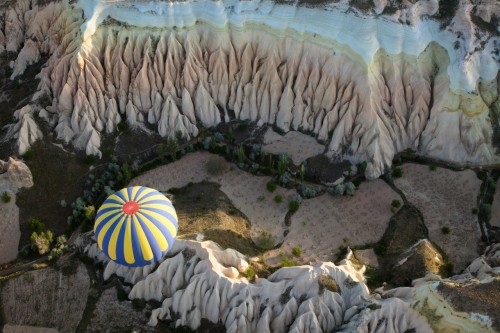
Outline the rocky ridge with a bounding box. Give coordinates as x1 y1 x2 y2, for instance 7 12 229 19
0 0 498 178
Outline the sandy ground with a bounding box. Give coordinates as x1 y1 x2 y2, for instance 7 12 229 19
262 128 325 165
0 196 20 264
131 152 295 244
394 163 482 271
491 179 500 228
2 325 58 333
267 179 402 265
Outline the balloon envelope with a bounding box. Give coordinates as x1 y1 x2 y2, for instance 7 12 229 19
94 186 178 267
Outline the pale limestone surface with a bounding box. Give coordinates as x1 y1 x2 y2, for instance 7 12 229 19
131 151 295 244
394 163 482 271
491 179 500 228
262 128 325 165
277 179 401 265
0 158 33 264
0 197 20 264
1 264 90 332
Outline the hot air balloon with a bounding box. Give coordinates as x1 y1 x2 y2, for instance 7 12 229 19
94 186 178 267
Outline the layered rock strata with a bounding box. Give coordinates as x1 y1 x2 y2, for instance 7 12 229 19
1 0 499 177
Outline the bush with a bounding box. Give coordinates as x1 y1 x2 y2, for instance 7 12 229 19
245 267 256 280
28 218 46 233
274 195 283 204
479 203 492 221
84 205 96 220
301 187 318 198
429 164 437 171
292 247 302 257
328 184 345 197
471 207 478 215
281 256 295 267
392 167 403 178
236 145 245 163
213 132 224 143
206 157 226 176
345 182 356 196
31 230 54 255
359 161 368 174
2 192 11 203
289 200 300 212
391 199 401 208
277 153 289 176
59 199 67 207
256 231 274 250
266 180 277 192
441 226 450 234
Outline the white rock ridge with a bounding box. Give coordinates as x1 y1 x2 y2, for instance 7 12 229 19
83 235 435 333
0 158 33 264
1 0 499 177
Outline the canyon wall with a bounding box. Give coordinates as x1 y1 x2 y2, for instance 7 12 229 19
1 0 499 177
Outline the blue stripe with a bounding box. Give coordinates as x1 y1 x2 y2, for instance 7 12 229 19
140 207 178 228
139 199 172 207
95 211 123 236
133 186 148 202
137 216 162 262
102 199 124 206
127 187 134 202
115 190 127 203
137 211 175 240
129 215 143 265
100 214 126 260
95 206 122 219
137 190 163 202
114 216 128 266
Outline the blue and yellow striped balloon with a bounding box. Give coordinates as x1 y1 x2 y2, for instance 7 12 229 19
94 186 178 267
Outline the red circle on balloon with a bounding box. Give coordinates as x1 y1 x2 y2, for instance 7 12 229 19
123 201 139 215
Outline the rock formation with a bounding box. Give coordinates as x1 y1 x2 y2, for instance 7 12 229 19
0 0 498 177
0 157 33 264
80 232 500 332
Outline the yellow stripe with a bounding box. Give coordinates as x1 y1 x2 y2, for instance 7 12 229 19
130 186 141 202
124 215 135 264
97 212 124 249
137 194 170 205
105 214 126 260
140 216 169 252
133 215 154 261
140 203 177 220
135 187 157 202
94 209 123 231
107 193 126 204
99 203 123 211
120 188 130 202
137 210 177 238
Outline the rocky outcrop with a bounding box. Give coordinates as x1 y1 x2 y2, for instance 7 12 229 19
0 0 498 177
81 233 434 333
0 157 33 193
0 262 90 332
0 157 33 264
383 243 500 333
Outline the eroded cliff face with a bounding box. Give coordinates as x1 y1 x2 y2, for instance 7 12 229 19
80 233 500 333
1 0 499 177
